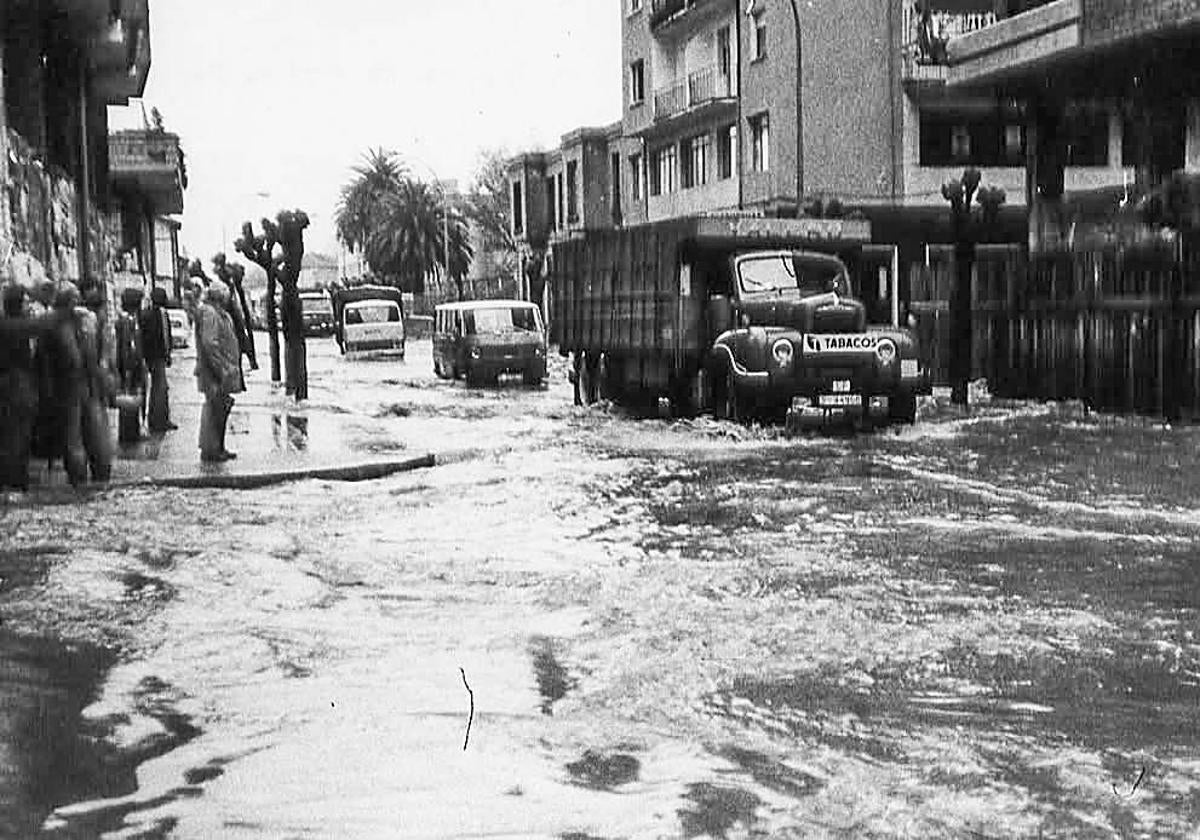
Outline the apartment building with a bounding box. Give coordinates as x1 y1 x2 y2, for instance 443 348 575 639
624 0 1134 217
947 0 1200 248
507 0 1139 256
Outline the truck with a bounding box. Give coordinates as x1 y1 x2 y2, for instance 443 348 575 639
331 285 406 355
298 289 336 337
550 215 931 427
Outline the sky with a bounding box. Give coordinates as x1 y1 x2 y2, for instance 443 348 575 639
108 0 622 266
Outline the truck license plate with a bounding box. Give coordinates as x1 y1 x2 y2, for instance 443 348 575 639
819 393 860 407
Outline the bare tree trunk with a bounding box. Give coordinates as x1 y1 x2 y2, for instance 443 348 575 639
266 270 281 383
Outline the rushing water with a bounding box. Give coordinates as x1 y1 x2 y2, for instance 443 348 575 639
2 340 1199 838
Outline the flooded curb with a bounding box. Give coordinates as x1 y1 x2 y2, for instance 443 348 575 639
112 453 437 490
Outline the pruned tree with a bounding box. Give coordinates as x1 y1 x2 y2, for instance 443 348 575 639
211 253 259 371
235 219 285 384
276 210 310 401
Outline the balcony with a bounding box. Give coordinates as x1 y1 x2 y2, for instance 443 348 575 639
650 0 696 28
649 0 723 39
947 0 1083 88
901 5 997 87
651 66 733 125
109 130 186 214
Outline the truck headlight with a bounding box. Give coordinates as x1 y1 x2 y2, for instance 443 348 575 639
772 339 794 367
875 339 897 365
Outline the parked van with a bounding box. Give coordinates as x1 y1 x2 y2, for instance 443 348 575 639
332 286 406 356
433 300 547 386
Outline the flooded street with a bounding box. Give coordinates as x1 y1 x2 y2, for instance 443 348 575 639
3 337 1199 839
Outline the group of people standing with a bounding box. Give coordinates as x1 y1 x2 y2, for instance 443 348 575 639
0 280 175 489
0 271 257 489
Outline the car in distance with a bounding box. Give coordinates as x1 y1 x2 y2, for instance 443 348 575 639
433 300 547 386
299 290 336 337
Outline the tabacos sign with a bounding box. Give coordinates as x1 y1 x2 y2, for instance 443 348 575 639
804 334 880 354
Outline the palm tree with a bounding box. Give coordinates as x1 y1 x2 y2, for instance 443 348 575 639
444 204 475 300
335 148 407 259
365 179 474 296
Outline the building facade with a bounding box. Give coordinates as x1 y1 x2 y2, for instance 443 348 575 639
0 0 174 299
108 126 188 298
509 0 1137 250
947 0 1200 249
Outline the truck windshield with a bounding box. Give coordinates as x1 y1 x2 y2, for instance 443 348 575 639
345 303 399 324
467 307 541 334
301 297 331 314
738 254 849 297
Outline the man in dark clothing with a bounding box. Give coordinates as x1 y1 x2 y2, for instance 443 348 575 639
115 287 147 443
40 284 91 486
140 287 176 432
0 286 40 489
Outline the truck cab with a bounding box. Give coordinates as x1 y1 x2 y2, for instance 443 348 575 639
707 249 929 425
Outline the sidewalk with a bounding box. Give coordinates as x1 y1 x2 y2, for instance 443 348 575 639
26 353 434 491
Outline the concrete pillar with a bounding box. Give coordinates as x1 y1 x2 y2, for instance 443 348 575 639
1025 96 1067 253
0 37 10 272
1186 99 1200 174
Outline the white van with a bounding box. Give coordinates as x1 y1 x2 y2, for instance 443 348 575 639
342 299 405 356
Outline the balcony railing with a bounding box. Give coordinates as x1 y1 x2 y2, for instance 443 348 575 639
650 0 704 29
108 130 186 213
652 66 732 122
901 5 998 68
109 130 183 175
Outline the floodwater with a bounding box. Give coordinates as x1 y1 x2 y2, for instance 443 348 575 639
2 338 1199 838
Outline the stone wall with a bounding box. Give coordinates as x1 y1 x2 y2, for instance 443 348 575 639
3 128 112 291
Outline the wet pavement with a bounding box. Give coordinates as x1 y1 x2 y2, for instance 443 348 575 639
23 344 432 492
2 335 1199 838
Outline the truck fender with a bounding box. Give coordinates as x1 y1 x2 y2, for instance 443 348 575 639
711 333 769 383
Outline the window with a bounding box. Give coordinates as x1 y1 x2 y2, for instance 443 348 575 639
611 152 622 223
567 160 579 223
629 0 642 12
630 60 646 106
1062 109 1110 167
556 172 565 230
752 11 767 60
951 125 971 161
1003 125 1025 165
630 153 644 200
681 133 710 189
750 113 769 172
511 181 523 235
717 124 737 180
545 176 557 230
919 112 1026 167
649 145 677 196
716 26 732 92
